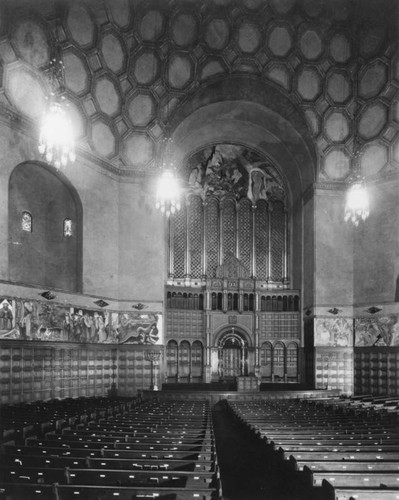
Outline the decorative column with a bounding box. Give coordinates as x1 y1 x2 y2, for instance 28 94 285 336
254 315 260 382
204 313 212 383
219 203 224 265
168 216 174 279
284 345 288 383
267 205 272 281
202 200 207 279
283 209 289 284
185 198 191 282
251 204 256 278
145 350 162 391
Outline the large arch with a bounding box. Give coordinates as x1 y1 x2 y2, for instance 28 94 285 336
169 75 317 202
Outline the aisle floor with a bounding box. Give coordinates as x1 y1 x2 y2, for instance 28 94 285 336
212 401 314 500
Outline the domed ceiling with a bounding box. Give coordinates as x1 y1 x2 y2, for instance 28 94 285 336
0 0 397 181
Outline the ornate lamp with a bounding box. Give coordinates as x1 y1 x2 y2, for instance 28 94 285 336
145 350 162 391
344 179 369 226
344 52 369 226
344 140 369 226
38 44 76 169
155 137 181 217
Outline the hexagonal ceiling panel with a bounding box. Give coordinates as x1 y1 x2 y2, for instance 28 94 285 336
0 0 396 180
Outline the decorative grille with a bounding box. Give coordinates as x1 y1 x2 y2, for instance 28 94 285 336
238 199 252 274
270 201 285 281
255 200 268 280
188 196 203 279
222 199 236 260
205 198 219 278
173 204 186 279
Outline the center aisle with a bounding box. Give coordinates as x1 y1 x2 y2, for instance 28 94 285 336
212 400 313 500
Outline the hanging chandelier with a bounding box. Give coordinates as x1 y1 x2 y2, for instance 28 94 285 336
344 179 369 226
38 45 76 170
344 142 370 226
155 137 181 217
343 40 370 227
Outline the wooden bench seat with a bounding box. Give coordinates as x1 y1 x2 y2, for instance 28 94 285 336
68 426 211 438
277 443 399 453
291 458 399 472
26 438 214 453
270 437 399 449
47 433 213 446
1 452 214 471
258 429 396 438
0 466 218 489
0 482 221 500
285 450 399 462
322 479 399 500
302 465 399 487
3 444 214 461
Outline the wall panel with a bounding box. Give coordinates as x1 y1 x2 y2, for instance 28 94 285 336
0 340 158 404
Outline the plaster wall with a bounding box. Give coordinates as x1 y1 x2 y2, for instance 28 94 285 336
117 180 166 302
353 178 399 305
69 162 119 298
314 188 353 307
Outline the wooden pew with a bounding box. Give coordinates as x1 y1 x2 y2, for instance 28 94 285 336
51 431 213 446
0 466 219 489
302 465 399 487
2 452 215 471
284 450 399 462
322 479 399 500
290 458 399 473
0 483 221 500
25 438 214 453
2 444 215 461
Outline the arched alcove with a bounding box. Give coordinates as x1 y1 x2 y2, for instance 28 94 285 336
8 162 83 292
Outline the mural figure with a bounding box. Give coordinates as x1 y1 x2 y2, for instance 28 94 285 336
356 316 399 346
20 301 33 339
0 300 13 331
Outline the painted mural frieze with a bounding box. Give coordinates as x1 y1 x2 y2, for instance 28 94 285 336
355 316 399 347
186 144 285 203
314 317 353 347
0 298 162 345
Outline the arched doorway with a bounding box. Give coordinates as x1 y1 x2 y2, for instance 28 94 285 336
218 330 249 380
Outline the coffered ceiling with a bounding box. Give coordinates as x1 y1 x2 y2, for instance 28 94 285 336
0 0 397 180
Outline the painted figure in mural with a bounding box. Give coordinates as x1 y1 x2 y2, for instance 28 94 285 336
62 312 72 341
72 310 83 342
140 321 159 344
0 300 13 331
94 312 107 343
83 312 95 342
20 301 33 339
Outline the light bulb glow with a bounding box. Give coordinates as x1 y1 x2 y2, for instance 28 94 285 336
155 170 181 217
38 101 75 169
344 182 370 226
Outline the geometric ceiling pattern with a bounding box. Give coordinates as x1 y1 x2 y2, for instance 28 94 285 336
0 0 397 181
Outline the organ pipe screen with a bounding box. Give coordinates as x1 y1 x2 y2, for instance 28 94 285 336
169 144 288 283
